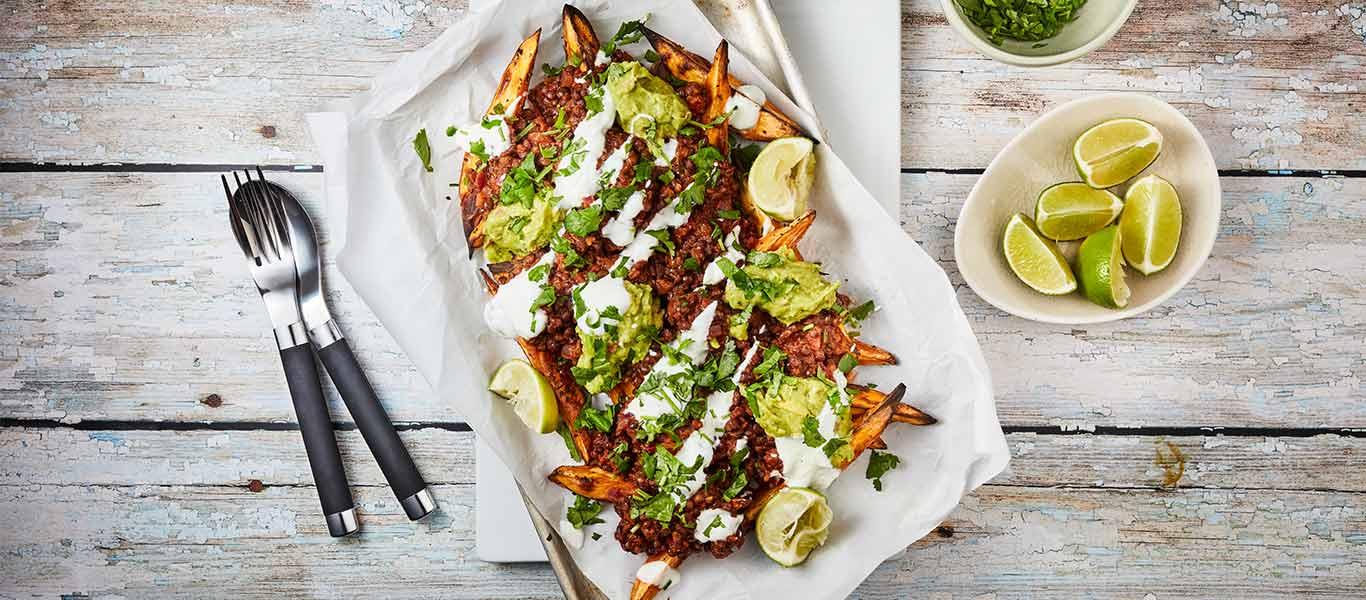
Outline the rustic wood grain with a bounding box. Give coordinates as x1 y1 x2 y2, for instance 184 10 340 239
4 428 1366 492
2 172 1361 429
1 428 1363 598
2 1 1363 169
0 483 1360 598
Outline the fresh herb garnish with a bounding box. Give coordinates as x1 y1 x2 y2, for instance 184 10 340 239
575 402 615 433
557 422 582 462
801 415 826 448
567 494 605 529
602 17 648 54
954 0 1087 46
564 204 604 236
412 128 434 172
865 449 901 492
838 352 858 374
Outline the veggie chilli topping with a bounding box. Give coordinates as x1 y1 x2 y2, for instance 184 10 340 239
426 6 937 599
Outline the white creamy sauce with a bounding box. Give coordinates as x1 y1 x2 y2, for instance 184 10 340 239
658 343 762 507
694 508 744 543
601 189 646 246
615 198 692 269
702 226 745 286
774 437 840 491
635 560 680 589
655 138 679 166
724 84 765 130
595 49 611 67
596 142 630 188
483 251 556 339
774 365 852 492
552 83 618 210
574 275 632 336
450 105 516 161
624 302 718 420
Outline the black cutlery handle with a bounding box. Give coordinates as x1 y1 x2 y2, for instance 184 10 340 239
279 344 358 536
317 338 436 520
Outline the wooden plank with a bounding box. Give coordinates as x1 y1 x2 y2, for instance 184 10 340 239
901 0 1366 170
2 172 1362 428
4 428 1366 493
2 1 1363 170
0 481 1360 598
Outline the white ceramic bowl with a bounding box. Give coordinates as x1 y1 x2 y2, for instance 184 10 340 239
953 93 1221 324
940 0 1137 67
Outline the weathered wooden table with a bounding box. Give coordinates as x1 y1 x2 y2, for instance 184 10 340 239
3 1 1364 597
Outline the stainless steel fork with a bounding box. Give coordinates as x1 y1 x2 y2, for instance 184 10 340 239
224 169 359 537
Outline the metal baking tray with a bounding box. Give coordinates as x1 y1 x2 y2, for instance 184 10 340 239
523 1 823 597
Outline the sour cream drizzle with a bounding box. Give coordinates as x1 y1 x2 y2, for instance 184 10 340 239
574 275 631 336
772 368 851 491
483 251 556 339
635 560 679 589
624 301 718 419
694 507 744 543
702 226 745 286
450 97 519 159
723 84 765 131
553 83 618 210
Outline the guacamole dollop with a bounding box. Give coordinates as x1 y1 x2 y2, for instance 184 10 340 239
481 198 560 263
723 248 839 324
754 376 853 463
575 281 663 394
605 62 691 141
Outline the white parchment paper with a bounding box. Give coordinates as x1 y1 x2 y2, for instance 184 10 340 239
307 1 1009 598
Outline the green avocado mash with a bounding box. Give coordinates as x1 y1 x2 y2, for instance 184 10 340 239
481 197 561 263
605 62 690 142
574 281 663 394
723 248 839 324
754 376 853 463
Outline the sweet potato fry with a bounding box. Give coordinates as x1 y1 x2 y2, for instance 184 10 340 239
549 465 638 504
561 5 599 67
643 27 804 141
852 339 897 366
630 554 685 600
754 209 815 252
843 383 904 467
849 385 937 426
703 41 731 153
461 28 541 249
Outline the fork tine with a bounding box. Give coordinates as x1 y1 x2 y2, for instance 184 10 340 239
223 175 253 257
246 177 280 262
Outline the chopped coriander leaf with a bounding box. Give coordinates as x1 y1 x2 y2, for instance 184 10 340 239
529 284 556 314
564 205 605 236
591 532 602 540
838 353 858 373
865 449 902 492
717 209 741 220
543 62 565 77
801 415 826 448
821 437 849 460
643 49 661 63
645 229 675 255
848 300 876 322
703 515 724 537
682 256 701 272
722 470 747 501
468 138 490 164
609 442 631 473
557 422 582 462
633 163 654 184
445 125 457 137
598 185 635 212
567 494 605 529
528 263 550 282
550 235 586 270
412 128 434 172
585 86 605 115
954 0 1087 46
575 403 615 433
515 122 536 140
602 17 648 54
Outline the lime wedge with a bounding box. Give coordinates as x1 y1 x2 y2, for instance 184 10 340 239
1034 182 1123 241
747 137 816 222
756 487 832 567
1077 225 1130 309
1073 118 1163 188
1119 175 1182 275
1002 213 1077 295
489 359 559 434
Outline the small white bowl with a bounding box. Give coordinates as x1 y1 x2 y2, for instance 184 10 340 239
953 93 1221 324
940 0 1137 67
